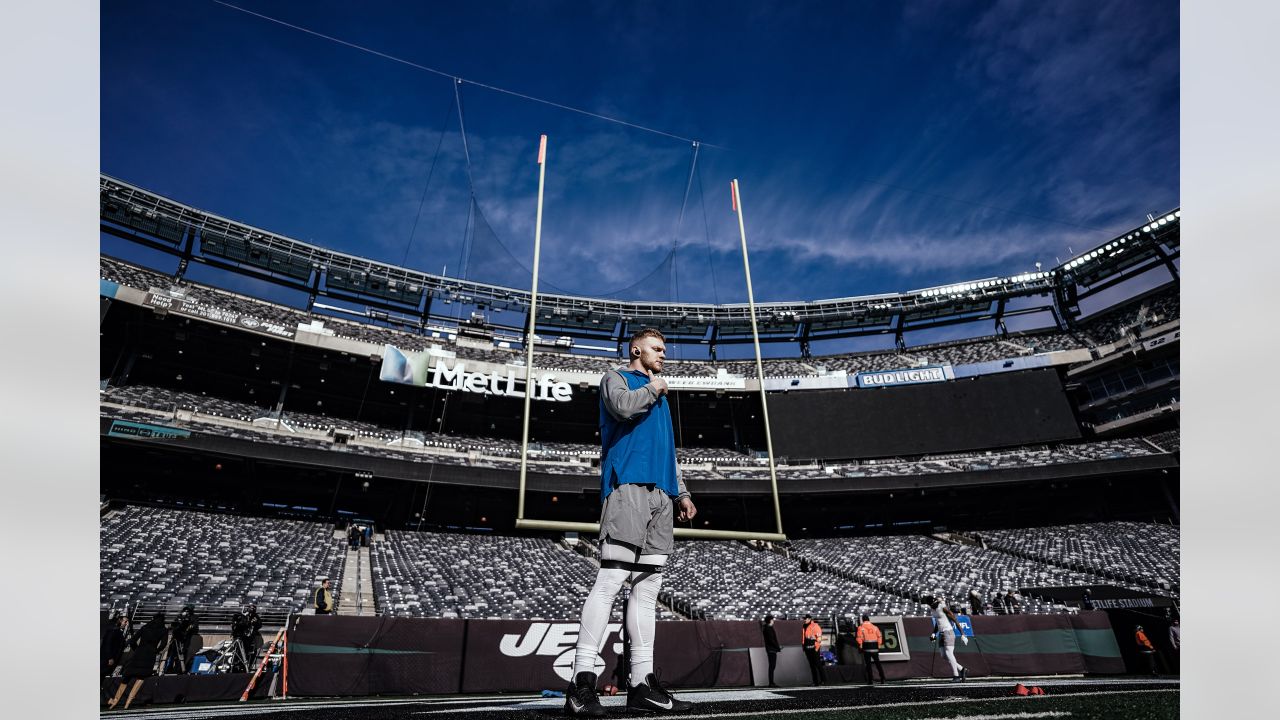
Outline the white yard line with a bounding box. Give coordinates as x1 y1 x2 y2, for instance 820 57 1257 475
916 707 1075 712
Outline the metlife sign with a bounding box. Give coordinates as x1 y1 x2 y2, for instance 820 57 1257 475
855 365 954 388
379 345 574 402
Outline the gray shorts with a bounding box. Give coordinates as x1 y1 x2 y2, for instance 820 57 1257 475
598 482 674 556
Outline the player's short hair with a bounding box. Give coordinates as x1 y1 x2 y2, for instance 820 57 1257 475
629 327 665 352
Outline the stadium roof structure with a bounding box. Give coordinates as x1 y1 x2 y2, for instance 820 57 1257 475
100 174 1180 352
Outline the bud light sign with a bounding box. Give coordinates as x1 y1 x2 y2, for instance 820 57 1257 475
855 365 954 388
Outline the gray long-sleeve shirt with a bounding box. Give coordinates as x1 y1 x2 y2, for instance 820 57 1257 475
600 368 690 499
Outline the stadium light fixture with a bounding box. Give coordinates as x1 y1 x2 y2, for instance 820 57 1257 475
1175 210 1181 217
1166 214 1175 222
1143 225 1152 232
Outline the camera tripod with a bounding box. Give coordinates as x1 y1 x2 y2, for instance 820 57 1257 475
162 634 193 675
221 635 256 674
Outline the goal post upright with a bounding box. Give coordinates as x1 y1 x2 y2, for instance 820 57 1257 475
731 178 786 539
516 134 548 524
513 148 787 543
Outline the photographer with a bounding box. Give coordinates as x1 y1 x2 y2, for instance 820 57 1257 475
227 604 263 673
100 613 128 682
163 605 200 674
107 613 167 710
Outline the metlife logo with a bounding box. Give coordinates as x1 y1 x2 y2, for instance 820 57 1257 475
498 622 624 682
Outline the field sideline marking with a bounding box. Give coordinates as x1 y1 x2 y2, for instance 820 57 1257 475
102 687 1178 720
408 688 1177 718
916 707 1064 712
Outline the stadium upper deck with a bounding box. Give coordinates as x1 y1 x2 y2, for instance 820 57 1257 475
100 173 1180 357
100 254 1179 380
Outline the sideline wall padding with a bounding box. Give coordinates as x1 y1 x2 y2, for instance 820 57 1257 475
286 616 465 696
281 612 1124 697
899 612 1124 679
100 672 273 705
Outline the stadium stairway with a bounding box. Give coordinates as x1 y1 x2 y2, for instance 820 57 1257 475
337 544 373 616
931 531 981 547
999 339 1035 355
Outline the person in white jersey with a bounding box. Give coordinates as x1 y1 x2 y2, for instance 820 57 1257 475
927 594 968 681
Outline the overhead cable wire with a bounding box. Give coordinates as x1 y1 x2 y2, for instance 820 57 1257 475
453 81 480 285
449 71 686 300
669 142 700 309
401 92 457 267
211 2 1121 245
453 79 477 198
210 0 720 148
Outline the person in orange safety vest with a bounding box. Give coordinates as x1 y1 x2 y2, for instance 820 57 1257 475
1135 625 1158 675
802 614 826 686
855 615 886 685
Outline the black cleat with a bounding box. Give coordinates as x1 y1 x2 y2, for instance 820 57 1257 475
626 673 693 713
564 671 607 717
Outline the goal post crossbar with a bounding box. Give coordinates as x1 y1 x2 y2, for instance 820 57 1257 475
514 517 787 542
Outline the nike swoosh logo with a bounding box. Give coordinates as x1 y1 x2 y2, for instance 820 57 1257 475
651 698 673 709
569 698 584 711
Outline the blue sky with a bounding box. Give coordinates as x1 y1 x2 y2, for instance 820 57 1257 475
101 0 1179 342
